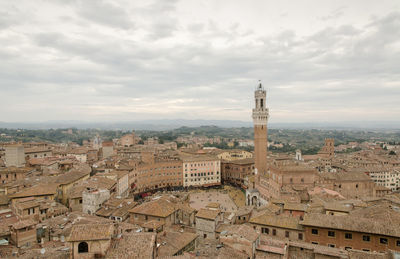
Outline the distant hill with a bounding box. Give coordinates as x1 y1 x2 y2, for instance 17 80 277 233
0 120 399 131
0 119 252 130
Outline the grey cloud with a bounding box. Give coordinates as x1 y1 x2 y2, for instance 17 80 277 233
147 19 178 40
187 23 205 33
75 0 135 29
142 0 180 14
320 6 346 21
0 1 399 122
0 4 28 30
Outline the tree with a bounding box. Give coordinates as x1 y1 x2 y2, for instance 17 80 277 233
389 150 396 155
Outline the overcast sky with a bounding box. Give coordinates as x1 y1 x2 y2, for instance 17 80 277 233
0 0 399 123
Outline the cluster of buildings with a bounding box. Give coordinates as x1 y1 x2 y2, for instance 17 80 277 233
0 83 399 258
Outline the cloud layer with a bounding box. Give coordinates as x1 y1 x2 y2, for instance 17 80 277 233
0 0 399 123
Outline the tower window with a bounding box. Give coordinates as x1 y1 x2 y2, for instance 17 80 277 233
260 99 264 108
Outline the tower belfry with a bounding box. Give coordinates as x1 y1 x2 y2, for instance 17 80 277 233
252 81 269 182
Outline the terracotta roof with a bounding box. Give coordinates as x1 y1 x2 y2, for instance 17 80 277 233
195 208 220 220
95 206 114 217
0 195 9 205
68 147 89 155
106 170 129 179
252 203 281 217
157 231 199 257
217 246 248 259
226 158 254 165
112 202 137 217
25 147 51 154
9 184 58 199
302 155 320 161
301 213 400 237
319 172 372 182
68 176 117 199
236 206 253 216
67 185 87 199
283 203 308 212
14 199 40 210
270 164 317 174
221 224 259 242
308 186 345 199
12 219 37 229
106 232 156 259
28 158 57 166
250 212 303 231
140 220 164 229
129 198 176 218
175 203 196 214
180 154 219 162
104 197 134 207
54 168 90 185
67 223 114 241
349 203 400 222
59 160 74 165
324 202 353 212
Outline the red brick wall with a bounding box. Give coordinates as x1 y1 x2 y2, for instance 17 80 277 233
304 226 400 252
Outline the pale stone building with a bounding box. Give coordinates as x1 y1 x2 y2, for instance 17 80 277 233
82 188 110 215
367 167 400 191
195 208 223 239
100 170 129 197
182 155 221 188
101 141 114 159
5 145 25 167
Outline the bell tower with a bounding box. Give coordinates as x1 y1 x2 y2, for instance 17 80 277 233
252 81 269 182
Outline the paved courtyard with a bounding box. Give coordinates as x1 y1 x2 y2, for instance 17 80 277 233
189 191 238 212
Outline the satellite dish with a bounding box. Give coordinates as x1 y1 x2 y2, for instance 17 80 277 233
40 248 46 254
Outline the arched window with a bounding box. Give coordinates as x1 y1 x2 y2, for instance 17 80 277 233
78 242 88 253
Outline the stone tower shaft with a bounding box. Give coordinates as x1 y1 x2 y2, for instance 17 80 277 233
252 82 269 179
